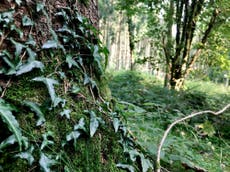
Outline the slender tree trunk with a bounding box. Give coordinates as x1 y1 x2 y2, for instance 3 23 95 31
127 16 135 70
115 12 122 70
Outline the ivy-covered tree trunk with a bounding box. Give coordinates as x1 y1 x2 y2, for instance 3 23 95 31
0 1 137 171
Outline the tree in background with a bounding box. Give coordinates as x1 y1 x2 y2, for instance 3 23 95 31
193 18 230 85
104 0 229 90
144 0 229 90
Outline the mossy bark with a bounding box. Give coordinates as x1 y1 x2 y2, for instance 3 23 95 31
0 1 126 171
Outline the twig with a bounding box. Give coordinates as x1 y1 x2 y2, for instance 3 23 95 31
0 77 12 98
156 103 230 172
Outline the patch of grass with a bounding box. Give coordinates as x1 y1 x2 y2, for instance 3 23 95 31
109 70 230 172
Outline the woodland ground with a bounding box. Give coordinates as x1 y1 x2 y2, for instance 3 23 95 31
109 70 230 172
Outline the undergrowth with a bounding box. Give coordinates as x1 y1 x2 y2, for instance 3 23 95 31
109 70 230 172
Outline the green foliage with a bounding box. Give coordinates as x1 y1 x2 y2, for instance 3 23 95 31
23 101 45 126
109 71 230 171
15 146 35 165
39 153 57 172
32 77 63 107
0 99 26 151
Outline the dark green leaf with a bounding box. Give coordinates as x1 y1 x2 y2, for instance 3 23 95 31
15 0 22 5
66 131 81 142
41 131 54 150
66 55 79 68
0 135 17 152
2 55 15 69
74 118 86 132
15 146 35 165
93 45 103 72
23 101 45 126
71 85 80 94
127 149 139 162
89 111 99 137
36 3 44 12
26 36 36 47
16 61 44 76
10 24 23 38
60 109 71 119
77 13 83 23
140 153 153 172
0 99 23 151
26 48 37 60
116 164 135 172
113 118 120 133
42 40 58 49
10 39 25 57
53 97 65 107
32 77 59 105
39 153 56 172
22 15 34 26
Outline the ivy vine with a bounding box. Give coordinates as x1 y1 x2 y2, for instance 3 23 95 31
0 1 153 172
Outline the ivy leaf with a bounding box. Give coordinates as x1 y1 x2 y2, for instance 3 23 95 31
93 45 103 72
116 164 135 172
113 118 120 133
26 48 37 61
0 135 17 152
0 99 23 151
77 13 83 23
140 153 153 172
66 54 79 68
83 74 97 88
10 39 25 57
71 85 80 94
2 54 15 70
10 24 23 38
15 0 22 5
89 111 100 137
66 118 86 143
15 146 35 165
39 153 56 172
22 15 34 26
60 109 71 119
26 36 36 47
41 131 54 150
42 40 58 49
66 131 81 142
36 3 44 12
23 101 45 126
32 77 59 105
127 149 139 162
74 118 86 132
53 97 65 108
16 60 44 76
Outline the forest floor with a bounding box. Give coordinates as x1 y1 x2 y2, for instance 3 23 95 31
109 70 230 172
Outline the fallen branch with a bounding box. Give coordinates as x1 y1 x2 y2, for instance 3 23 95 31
156 103 230 172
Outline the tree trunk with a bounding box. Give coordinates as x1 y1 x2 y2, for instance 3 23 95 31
0 1 127 171
127 16 135 70
162 0 219 90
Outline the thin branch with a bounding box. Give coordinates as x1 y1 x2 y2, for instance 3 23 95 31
0 77 12 98
156 103 230 172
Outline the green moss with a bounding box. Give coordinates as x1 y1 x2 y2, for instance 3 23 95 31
0 68 127 172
